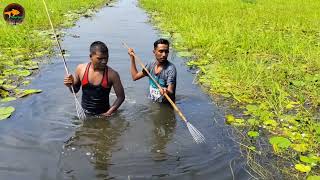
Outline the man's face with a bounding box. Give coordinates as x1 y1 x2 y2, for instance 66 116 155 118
153 44 169 64
90 51 108 70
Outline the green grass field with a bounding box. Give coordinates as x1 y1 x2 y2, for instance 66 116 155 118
0 0 108 99
140 0 320 178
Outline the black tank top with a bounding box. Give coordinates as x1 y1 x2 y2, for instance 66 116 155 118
81 62 111 115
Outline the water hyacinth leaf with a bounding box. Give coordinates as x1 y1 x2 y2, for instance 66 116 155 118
292 144 308 153
0 89 10 97
248 118 259 126
245 104 258 114
0 106 15 120
269 136 291 149
2 84 17 91
26 65 39 70
300 156 318 165
307 176 320 180
233 118 245 126
0 97 16 102
225 114 235 124
295 164 311 173
34 50 49 57
263 119 278 127
16 70 31 77
248 131 259 138
4 69 31 77
22 81 31 86
310 155 320 162
16 89 42 98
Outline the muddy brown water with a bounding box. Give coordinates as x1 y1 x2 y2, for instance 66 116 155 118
0 0 253 179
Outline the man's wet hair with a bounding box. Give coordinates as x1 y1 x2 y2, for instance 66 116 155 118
153 38 170 49
90 41 109 55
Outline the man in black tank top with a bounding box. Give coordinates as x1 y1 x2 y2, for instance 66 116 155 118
64 41 125 116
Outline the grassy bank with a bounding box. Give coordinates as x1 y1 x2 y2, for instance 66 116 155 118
0 0 109 118
140 0 320 178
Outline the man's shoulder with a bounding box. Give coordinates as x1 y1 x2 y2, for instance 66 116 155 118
166 61 176 70
107 66 120 77
75 63 88 75
76 63 88 70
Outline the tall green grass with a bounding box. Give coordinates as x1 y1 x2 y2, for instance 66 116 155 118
140 0 320 177
0 0 107 49
0 0 108 98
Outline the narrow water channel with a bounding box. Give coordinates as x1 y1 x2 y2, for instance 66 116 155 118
0 0 252 179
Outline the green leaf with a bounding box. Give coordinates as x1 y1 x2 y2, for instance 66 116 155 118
22 81 31 86
248 118 259 126
16 70 31 77
295 164 311 173
25 65 39 70
1 84 17 90
225 114 235 124
16 89 42 98
307 176 320 180
300 155 318 165
246 104 258 113
0 89 10 97
234 118 245 124
269 136 291 149
0 106 15 120
292 144 308 153
248 131 259 138
263 119 278 127
0 97 17 102
286 101 299 109
3 69 31 77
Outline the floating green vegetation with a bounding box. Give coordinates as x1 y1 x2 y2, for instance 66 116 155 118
0 106 15 120
140 0 320 178
0 0 110 120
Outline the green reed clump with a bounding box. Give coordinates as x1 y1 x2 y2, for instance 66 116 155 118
140 0 320 178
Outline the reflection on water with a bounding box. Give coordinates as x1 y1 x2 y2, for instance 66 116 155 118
60 115 128 179
60 105 177 179
149 104 176 161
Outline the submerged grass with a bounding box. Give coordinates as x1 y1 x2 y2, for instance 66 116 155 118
0 0 109 102
140 0 320 178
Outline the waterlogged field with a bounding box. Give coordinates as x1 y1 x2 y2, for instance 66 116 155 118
140 0 320 178
0 0 109 119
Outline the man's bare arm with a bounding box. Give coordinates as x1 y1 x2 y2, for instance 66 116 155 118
70 65 82 93
160 84 175 98
102 71 125 116
128 48 147 81
64 65 82 93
